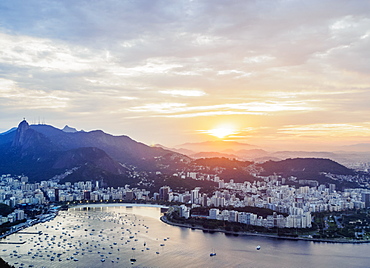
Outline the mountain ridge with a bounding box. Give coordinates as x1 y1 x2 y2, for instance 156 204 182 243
0 120 189 183
0 120 362 188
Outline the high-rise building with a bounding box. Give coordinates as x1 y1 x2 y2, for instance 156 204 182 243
229 210 238 222
86 181 92 191
83 190 91 200
362 192 370 208
209 208 219 219
179 205 190 219
201 193 208 207
329 184 336 193
125 190 134 200
20 176 28 183
54 188 59 202
191 188 199 204
14 209 25 221
159 186 170 201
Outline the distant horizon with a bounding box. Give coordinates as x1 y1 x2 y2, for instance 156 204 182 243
0 1 369 152
2 119 369 153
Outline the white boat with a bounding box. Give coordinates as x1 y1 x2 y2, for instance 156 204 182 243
256 245 261 250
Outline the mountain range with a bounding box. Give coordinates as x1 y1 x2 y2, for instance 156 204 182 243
168 141 370 167
0 120 362 188
0 120 189 186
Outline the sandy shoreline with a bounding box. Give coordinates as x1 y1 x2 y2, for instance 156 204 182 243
73 203 169 209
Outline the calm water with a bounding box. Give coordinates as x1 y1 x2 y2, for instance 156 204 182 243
1 204 369 268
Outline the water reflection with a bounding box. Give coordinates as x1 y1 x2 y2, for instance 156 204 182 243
0 205 369 268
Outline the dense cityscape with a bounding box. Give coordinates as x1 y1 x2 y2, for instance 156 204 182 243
1 0 370 266
1 167 370 236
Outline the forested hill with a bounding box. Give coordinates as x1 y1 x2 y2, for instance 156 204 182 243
258 158 354 178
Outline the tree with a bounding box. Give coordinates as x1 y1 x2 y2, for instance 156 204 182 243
0 203 13 217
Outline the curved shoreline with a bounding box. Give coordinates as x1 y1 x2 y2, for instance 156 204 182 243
1 203 168 240
3 203 369 245
73 203 169 209
160 215 370 244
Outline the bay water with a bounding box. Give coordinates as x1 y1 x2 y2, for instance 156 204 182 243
1 204 369 268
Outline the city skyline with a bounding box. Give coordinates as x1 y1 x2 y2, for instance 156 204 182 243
0 0 369 150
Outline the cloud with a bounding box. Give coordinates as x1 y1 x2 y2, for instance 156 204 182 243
0 32 98 72
128 103 187 113
0 78 69 109
159 89 206 97
278 123 370 138
128 100 319 118
0 0 369 147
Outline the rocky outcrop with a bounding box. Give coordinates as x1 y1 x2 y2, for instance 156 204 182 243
11 119 30 147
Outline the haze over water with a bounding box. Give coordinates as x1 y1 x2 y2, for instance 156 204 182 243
1 205 369 268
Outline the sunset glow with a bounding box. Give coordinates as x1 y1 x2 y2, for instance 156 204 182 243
207 126 237 139
0 1 369 151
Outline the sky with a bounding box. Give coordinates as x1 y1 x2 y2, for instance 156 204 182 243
0 0 369 151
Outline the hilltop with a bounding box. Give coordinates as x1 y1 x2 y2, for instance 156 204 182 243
0 120 361 188
0 120 189 185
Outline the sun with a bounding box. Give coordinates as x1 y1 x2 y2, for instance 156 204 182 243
207 125 236 139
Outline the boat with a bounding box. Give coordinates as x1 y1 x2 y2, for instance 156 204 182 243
130 248 137 263
210 249 216 256
256 245 261 250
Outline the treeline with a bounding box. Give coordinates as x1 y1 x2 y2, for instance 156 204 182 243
0 219 27 235
312 209 370 240
0 203 13 217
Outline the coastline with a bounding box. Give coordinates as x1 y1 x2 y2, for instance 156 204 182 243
1 204 369 268
0 212 56 240
160 215 370 244
2 203 369 245
0 203 168 240
72 203 169 209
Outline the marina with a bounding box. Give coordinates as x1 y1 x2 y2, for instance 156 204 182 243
0 205 369 268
